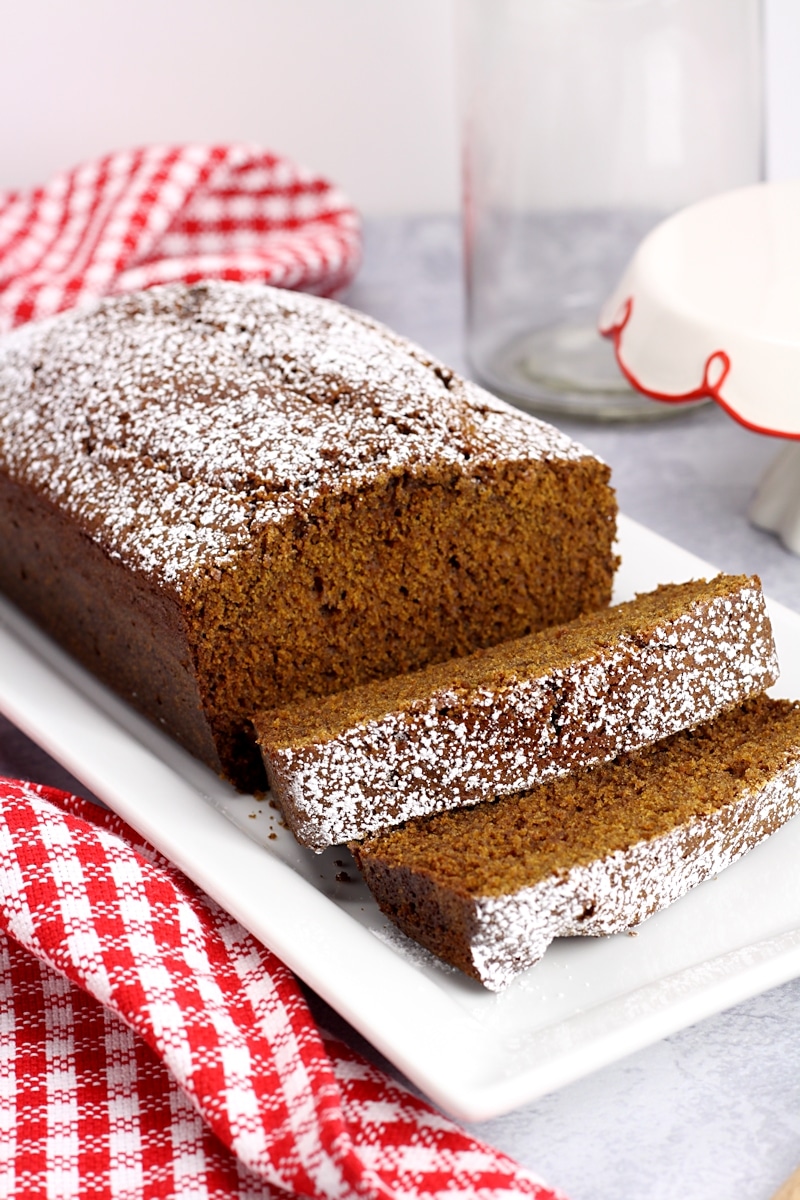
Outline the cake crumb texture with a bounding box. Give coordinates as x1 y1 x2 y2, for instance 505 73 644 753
257 573 777 849
352 696 800 988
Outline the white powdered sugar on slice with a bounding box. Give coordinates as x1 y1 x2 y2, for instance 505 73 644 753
470 757 800 990
265 580 778 850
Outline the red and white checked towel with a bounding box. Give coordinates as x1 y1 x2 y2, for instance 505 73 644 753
0 144 361 332
0 776 564 1200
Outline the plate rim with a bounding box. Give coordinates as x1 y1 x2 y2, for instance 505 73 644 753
2 512 800 1123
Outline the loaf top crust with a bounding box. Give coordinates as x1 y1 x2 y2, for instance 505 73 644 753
0 281 595 591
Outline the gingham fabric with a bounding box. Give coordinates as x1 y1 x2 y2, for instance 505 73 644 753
0 776 564 1200
0 143 361 333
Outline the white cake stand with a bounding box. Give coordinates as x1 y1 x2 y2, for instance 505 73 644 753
599 180 800 555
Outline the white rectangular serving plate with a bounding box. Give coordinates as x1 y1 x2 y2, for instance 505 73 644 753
2 513 800 1123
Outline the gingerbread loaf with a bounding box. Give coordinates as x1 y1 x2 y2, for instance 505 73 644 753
256 574 777 849
0 281 617 791
352 695 800 990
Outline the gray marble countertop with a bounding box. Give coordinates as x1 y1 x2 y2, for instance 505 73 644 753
2 216 800 1200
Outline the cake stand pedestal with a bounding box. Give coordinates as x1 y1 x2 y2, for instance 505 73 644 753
750 442 800 556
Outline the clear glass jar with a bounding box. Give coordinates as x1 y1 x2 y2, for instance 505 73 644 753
459 0 764 421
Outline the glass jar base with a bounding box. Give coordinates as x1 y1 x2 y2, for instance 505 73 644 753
471 321 708 423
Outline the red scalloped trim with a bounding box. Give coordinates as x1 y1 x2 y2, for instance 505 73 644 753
600 295 797 441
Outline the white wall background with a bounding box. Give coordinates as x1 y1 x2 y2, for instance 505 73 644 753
0 0 796 215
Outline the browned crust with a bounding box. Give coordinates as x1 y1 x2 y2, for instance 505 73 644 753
0 285 617 791
0 471 223 773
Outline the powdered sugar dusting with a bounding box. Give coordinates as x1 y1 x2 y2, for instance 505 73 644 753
264 579 778 850
0 281 589 589
471 756 800 990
